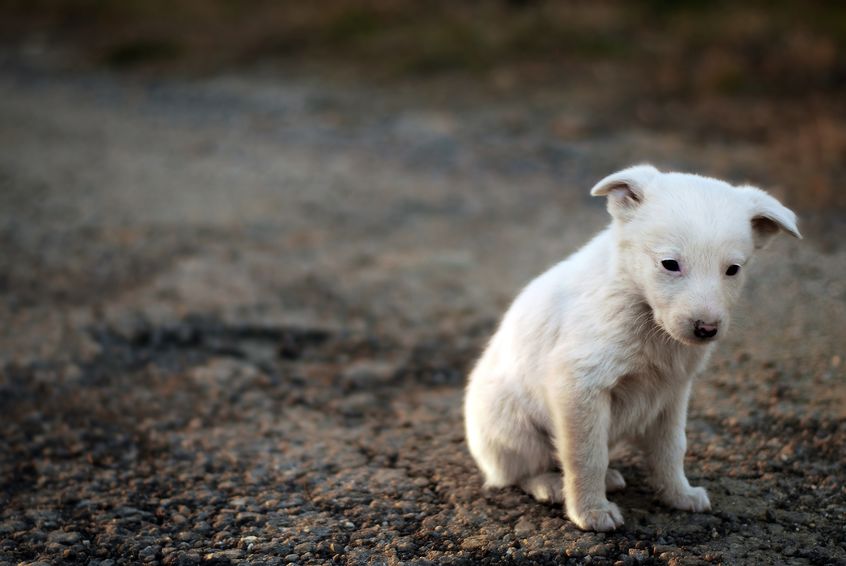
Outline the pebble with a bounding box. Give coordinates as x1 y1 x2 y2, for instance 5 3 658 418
294 542 315 554
628 548 649 562
588 543 613 556
47 531 81 545
514 518 535 537
395 539 417 553
235 511 263 524
240 535 258 547
342 360 398 384
203 549 244 560
653 544 679 555
460 535 487 550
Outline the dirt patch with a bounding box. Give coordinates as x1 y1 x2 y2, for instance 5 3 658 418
0 52 844 564
2 315 843 564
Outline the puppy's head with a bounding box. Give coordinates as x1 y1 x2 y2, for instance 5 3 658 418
591 165 801 346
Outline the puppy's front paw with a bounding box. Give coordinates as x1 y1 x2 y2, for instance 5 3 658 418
662 486 711 512
569 501 624 532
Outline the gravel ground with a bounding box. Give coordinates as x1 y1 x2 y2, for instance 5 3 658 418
0 56 844 565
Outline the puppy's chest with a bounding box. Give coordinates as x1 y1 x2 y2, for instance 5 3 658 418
607 349 698 439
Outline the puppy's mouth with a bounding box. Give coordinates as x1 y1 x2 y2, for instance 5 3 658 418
676 333 713 346
637 302 676 343
663 322 717 347
642 304 704 346
653 318 687 344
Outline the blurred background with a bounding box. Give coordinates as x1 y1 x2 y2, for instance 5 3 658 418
1 2 844 565
3 1 846 216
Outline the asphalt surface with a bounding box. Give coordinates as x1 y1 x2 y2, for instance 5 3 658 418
0 58 844 565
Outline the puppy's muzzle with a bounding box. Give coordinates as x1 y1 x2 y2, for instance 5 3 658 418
693 320 719 340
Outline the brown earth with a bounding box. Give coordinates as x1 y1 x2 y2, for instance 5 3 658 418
0 45 845 565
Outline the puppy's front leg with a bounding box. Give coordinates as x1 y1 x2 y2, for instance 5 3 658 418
553 387 623 531
641 382 711 512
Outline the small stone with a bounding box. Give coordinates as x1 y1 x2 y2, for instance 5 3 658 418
115 506 148 518
204 549 244 560
139 545 160 558
342 360 398 384
653 544 679 555
240 535 258 548
628 548 649 562
294 542 315 554
514 518 535 537
235 512 262 525
588 543 613 556
461 535 486 550
48 531 82 545
396 538 417 553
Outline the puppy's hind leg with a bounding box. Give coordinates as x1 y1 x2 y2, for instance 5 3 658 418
521 467 624 503
465 379 555 491
605 468 627 492
520 472 563 503
473 433 555 491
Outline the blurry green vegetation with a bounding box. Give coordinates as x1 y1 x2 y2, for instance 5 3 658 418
1 0 844 94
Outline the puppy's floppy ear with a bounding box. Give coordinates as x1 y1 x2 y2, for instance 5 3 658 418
590 164 660 220
739 185 802 249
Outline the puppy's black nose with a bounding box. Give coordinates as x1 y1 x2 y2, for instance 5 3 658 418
693 320 718 340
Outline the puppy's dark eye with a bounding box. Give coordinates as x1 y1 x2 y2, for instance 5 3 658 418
661 259 681 272
725 264 740 276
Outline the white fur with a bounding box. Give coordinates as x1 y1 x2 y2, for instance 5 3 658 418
464 165 800 531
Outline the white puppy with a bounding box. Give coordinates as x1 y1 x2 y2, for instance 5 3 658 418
464 165 800 531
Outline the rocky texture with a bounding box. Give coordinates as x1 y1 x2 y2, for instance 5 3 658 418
0 57 844 565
